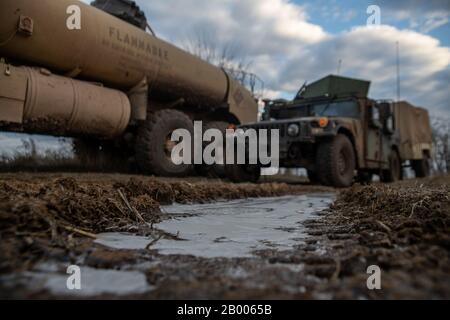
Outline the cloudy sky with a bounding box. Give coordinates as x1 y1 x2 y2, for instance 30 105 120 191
86 0 450 116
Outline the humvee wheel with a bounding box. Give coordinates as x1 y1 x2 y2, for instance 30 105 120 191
317 134 356 188
381 151 402 183
357 171 373 185
412 155 431 178
195 121 228 178
135 109 194 177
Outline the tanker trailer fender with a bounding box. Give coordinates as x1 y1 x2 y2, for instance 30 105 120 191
0 60 27 124
223 71 258 125
127 77 149 124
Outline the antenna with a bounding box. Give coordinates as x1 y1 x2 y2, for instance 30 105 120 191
396 41 401 102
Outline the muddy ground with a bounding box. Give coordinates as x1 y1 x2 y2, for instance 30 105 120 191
0 173 449 299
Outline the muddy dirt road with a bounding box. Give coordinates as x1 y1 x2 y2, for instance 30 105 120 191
0 173 449 299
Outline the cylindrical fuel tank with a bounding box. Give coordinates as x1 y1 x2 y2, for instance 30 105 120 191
0 0 229 108
0 63 131 138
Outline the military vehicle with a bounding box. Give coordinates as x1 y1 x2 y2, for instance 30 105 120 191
226 75 433 187
0 0 258 176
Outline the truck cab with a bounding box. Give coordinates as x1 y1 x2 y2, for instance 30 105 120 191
228 75 432 187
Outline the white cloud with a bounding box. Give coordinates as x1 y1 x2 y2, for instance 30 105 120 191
314 3 357 22
374 0 450 33
418 12 449 33
80 0 449 114
277 25 450 113
143 0 327 55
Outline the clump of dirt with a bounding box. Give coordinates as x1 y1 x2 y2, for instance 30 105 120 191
114 178 328 205
333 180 450 250
0 178 160 236
303 176 450 299
0 177 160 273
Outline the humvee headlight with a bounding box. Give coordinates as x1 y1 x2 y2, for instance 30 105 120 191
287 124 300 137
319 117 329 128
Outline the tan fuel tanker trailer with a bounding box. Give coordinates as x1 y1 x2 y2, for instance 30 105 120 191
0 0 258 176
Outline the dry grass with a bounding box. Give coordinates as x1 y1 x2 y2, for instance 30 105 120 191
306 176 450 299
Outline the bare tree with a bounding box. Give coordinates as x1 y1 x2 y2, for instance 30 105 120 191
431 116 450 174
433 132 449 173
183 29 264 98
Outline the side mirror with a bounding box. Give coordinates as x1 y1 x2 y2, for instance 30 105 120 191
261 100 272 121
384 114 395 135
378 102 395 134
370 106 382 128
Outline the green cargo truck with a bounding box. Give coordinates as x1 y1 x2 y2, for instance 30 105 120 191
226 75 433 187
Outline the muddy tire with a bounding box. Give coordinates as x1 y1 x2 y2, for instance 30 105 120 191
381 151 402 183
317 134 356 188
224 130 261 183
135 109 193 177
356 171 373 185
412 156 430 178
195 121 228 178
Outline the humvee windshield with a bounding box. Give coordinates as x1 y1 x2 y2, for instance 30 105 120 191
274 99 360 119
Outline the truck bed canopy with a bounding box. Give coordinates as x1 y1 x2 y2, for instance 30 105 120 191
297 75 371 99
394 101 433 160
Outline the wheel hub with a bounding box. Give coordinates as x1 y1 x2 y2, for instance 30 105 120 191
164 133 181 162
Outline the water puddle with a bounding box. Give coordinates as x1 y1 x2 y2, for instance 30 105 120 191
96 194 334 258
1 264 153 297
